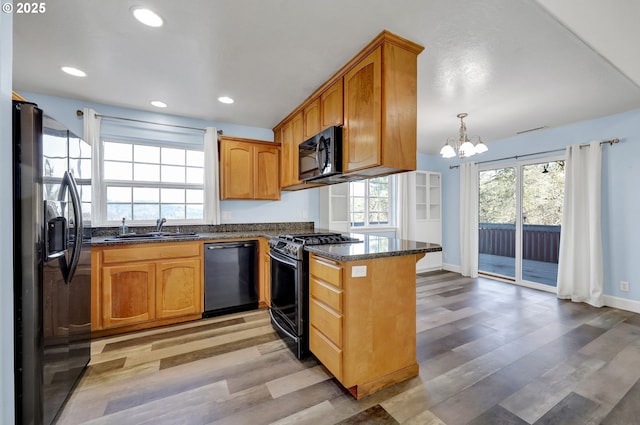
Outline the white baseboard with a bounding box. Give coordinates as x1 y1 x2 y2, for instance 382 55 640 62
434 265 640 314
604 295 640 314
416 266 442 273
442 263 462 273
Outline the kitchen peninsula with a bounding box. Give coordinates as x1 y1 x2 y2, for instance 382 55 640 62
91 224 442 398
306 234 441 398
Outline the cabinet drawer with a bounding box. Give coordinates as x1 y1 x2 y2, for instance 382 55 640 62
310 277 342 312
309 325 342 381
102 242 200 264
309 254 342 288
309 298 342 347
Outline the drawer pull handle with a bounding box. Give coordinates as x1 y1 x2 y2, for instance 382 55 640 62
313 257 340 268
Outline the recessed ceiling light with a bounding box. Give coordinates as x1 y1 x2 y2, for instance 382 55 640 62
131 7 163 27
150 100 167 108
218 96 234 104
61 66 86 77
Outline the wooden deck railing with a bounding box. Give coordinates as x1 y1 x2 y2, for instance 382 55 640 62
478 223 561 263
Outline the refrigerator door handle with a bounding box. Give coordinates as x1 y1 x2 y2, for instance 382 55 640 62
60 171 83 283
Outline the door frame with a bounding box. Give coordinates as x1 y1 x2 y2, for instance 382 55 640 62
478 154 564 293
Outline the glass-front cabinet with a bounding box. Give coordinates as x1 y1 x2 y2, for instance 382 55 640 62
408 171 442 271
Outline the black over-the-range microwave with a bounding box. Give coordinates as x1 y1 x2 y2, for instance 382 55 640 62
298 125 343 183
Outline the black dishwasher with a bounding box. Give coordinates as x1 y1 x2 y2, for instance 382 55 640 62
203 240 259 317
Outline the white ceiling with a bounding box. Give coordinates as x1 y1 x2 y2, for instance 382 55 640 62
12 0 640 154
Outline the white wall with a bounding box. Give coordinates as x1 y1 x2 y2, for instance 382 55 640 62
419 108 640 307
1 5 15 424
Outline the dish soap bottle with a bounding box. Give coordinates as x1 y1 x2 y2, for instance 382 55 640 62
119 217 128 235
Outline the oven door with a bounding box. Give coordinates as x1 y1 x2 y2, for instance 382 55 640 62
269 250 301 331
269 249 309 357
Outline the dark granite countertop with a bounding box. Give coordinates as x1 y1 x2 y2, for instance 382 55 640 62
305 233 442 262
90 222 315 247
91 223 442 262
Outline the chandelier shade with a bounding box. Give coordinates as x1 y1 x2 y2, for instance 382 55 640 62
440 113 488 158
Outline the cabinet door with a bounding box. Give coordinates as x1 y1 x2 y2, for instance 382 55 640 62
102 263 155 328
291 112 303 185
221 140 254 199
303 98 321 139
321 79 343 129
91 249 101 330
254 145 280 200
280 112 303 188
280 118 294 187
259 239 271 307
343 47 382 173
156 259 202 319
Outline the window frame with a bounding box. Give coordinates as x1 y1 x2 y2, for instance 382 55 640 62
98 138 206 226
348 175 396 230
42 130 93 221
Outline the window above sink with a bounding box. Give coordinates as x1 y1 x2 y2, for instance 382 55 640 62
103 140 205 224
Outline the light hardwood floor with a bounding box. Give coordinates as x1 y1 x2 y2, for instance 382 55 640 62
57 271 640 425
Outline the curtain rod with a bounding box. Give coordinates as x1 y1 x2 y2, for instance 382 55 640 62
76 109 206 132
448 138 619 169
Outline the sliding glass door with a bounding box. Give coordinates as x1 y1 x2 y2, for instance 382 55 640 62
521 162 564 286
479 167 517 279
478 159 564 288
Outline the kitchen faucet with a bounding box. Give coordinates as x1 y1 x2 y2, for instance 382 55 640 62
156 217 166 232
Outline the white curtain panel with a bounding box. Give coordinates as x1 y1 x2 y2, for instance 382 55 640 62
204 127 220 224
397 172 410 239
459 162 479 277
83 108 103 224
557 141 603 307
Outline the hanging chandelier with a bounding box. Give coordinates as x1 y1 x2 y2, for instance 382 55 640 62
440 113 488 159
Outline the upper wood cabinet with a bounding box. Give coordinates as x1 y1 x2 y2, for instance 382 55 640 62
219 136 280 200
279 112 303 188
304 79 343 140
321 79 343 129
272 30 423 186
343 39 421 176
277 113 325 191
221 140 253 198
303 98 321 139
254 145 280 199
343 48 382 173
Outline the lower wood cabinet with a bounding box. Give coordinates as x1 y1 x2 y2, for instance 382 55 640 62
156 259 202 319
308 252 420 399
259 238 271 307
92 242 203 334
101 262 156 328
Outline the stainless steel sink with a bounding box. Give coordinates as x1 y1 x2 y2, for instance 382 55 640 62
105 232 199 241
160 232 199 238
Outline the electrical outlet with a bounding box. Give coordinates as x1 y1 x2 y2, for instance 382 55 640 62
351 265 367 278
222 211 231 220
443 252 447 260
620 280 630 292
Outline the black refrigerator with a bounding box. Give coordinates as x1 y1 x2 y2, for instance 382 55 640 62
13 101 92 425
